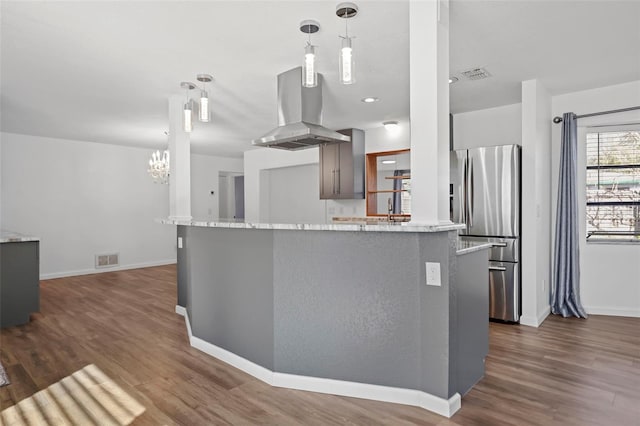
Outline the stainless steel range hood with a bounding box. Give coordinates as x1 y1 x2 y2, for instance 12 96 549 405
252 67 350 150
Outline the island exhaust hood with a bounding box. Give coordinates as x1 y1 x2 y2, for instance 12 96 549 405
252 67 350 150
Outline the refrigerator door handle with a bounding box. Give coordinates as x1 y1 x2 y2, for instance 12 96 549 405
468 156 474 228
489 266 507 272
461 157 467 226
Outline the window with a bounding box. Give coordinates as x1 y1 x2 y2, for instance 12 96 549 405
586 129 640 241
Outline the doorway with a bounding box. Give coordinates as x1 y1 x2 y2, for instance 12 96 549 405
218 172 244 220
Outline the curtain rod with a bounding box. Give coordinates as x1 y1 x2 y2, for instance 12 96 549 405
552 106 640 123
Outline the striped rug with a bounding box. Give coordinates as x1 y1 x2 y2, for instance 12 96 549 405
0 362 9 387
0 364 145 425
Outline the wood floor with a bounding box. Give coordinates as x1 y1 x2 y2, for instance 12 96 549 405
1 265 638 425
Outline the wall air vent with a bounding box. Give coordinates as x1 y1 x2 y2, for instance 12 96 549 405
460 67 492 80
95 253 119 269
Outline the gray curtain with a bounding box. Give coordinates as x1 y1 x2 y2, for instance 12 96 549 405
392 169 410 214
552 112 587 318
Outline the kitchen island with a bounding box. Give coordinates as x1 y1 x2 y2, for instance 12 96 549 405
163 218 490 418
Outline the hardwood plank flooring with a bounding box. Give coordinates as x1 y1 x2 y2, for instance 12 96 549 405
1 265 638 425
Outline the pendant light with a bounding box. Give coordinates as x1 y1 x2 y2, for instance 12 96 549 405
300 20 320 88
336 3 358 85
197 74 213 123
180 82 196 133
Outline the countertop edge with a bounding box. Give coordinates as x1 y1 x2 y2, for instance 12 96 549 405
158 218 465 233
0 230 40 244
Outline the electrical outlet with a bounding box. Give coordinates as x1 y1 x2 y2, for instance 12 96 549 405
178 237 183 249
426 262 441 286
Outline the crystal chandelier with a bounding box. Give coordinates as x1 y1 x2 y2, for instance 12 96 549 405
148 149 170 184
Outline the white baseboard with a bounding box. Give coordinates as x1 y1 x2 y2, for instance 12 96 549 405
273 372 460 418
584 306 640 318
179 309 460 418
538 305 551 325
191 334 274 385
519 305 551 328
40 259 177 280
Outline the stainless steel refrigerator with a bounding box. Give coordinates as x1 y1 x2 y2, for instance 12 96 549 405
451 144 521 322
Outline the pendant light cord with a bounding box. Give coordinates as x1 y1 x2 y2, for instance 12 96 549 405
344 9 348 38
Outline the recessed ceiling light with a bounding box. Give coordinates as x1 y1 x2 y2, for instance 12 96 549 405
382 160 396 164
361 97 379 103
449 77 458 84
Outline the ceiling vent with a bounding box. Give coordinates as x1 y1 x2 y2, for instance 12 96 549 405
460 67 492 81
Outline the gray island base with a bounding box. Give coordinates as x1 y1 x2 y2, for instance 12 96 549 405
169 220 490 418
1 231 40 328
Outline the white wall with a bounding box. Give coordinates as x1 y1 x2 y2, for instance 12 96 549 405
365 124 411 154
268 164 326 224
190 154 243 220
244 147 319 223
552 80 640 317
244 126 411 223
0 133 243 278
521 79 552 327
0 132 175 278
452 103 522 150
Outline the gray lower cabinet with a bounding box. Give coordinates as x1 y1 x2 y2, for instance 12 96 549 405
455 248 489 395
319 128 364 199
1 241 40 327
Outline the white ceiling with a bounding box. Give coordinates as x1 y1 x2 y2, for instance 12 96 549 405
1 1 639 158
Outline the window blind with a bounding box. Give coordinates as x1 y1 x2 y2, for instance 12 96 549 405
585 130 640 240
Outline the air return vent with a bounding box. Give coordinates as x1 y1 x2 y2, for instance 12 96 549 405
95 253 119 268
460 67 492 80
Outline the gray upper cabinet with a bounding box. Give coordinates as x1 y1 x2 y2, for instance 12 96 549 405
319 129 365 199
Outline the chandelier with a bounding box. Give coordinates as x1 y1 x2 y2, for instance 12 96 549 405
148 149 170 184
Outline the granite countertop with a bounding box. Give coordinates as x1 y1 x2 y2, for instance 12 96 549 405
0 230 40 243
456 240 493 255
160 218 465 233
332 216 412 223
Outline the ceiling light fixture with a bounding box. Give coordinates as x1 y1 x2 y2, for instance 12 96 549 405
180 82 196 133
148 133 170 185
336 2 358 85
449 76 458 84
196 74 213 123
381 159 396 164
300 20 320 88
361 97 379 103
383 120 400 132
